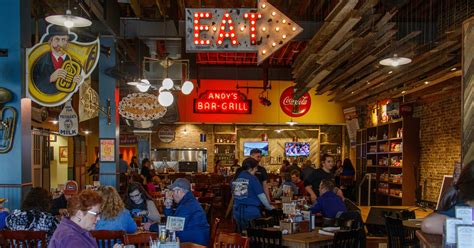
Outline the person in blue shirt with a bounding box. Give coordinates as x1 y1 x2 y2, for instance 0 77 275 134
274 173 299 199
309 179 346 218
422 160 474 235
163 178 210 246
232 157 274 233
95 186 137 234
0 198 9 230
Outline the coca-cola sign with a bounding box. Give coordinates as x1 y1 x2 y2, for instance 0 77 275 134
279 87 311 117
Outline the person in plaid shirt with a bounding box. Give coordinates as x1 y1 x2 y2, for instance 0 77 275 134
6 187 58 243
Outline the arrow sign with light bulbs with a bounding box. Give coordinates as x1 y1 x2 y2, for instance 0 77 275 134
185 0 303 64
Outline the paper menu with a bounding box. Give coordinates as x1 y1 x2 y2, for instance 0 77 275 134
282 203 296 215
444 218 463 245
166 216 185 231
456 225 474 248
455 206 473 224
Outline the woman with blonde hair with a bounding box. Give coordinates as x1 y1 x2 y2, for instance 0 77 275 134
95 186 137 233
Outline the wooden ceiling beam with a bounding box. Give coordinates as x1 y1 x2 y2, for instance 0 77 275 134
129 0 142 17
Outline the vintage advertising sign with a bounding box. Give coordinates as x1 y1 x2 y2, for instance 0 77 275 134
158 126 176 143
26 24 100 107
279 86 311 117
79 78 99 122
185 0 303 64
58 100 78 136
194 90 251 114
100 138 116 162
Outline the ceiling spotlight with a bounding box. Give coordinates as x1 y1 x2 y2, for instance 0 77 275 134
272 11 276 16
424 81 430 85
388 71 393 74
261 3 266 8
286 119 297 126
379 54 412 67
83 130 91 135
451 67 457 71
401 91 406 94
46 9 92 28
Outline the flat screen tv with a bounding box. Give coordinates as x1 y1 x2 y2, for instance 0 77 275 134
285 142 310 157
243 142 269 156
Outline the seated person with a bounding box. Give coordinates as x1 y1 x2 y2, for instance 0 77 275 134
274 173 299 199
422 161 474 235
0 198 9 230
291 171 306 195
50 181 78 216
309 179 347 218
160 178 210 246
96 186 137 234
125 182 161 223
6 187 59 242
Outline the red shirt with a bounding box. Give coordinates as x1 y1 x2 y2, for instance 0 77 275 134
295 180 306 195
51 52 65 70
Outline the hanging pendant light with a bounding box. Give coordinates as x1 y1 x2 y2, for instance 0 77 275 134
135 79 151 92
158 91 174 107
181 80 194 95
379 54 412 67
45 9 92 28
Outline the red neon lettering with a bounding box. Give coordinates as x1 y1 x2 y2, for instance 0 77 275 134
193 12 212 46
221 102 228 110
197 101 203 110
211 102 217 111
216 12 239 46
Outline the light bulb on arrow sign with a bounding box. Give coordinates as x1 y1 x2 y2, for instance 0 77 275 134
185 0 303 64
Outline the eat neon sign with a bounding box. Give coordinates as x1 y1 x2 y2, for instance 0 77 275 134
194 90 252 114
185 1 303 64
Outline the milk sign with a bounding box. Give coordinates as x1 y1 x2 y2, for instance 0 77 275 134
59 100 78 136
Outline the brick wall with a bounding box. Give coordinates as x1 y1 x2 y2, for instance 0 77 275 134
151 124 216 172
412 82 462 202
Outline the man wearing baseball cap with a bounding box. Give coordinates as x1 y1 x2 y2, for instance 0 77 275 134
163 178 210 246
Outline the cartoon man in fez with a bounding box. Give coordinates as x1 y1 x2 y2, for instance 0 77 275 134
32 25 82 95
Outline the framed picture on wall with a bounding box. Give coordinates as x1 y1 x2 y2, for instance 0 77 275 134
49 133 57 142
100 138 116 162
59 146 68 163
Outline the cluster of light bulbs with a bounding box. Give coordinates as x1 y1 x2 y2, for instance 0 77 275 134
131 78 194 107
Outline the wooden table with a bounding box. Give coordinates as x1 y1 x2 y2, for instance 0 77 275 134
403 219 423 229
358 206 432 222
180 242 206 248
415 230 442 248
282 228 333 248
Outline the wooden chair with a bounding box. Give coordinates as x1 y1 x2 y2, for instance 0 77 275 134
332 229 361 248
250 217 274 228
210 218 221 248
247 228 283 248
0 230 47 248
214 232 249 248
124 232 158 248
200 203 212 224
91 230 126 248
385 216 418 248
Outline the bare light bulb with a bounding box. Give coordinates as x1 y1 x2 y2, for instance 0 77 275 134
64 19 74 28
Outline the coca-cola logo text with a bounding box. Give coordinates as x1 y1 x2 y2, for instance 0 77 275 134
279 87 311 117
